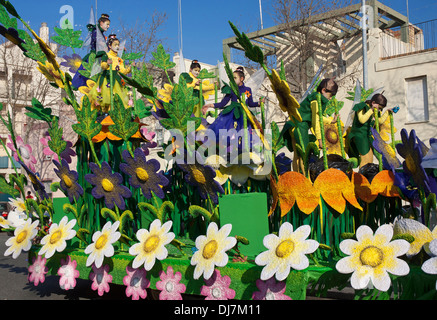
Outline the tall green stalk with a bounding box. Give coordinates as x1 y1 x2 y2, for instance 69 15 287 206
317 93 328 170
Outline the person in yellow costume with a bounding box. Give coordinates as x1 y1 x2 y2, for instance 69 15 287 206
85 34 134 113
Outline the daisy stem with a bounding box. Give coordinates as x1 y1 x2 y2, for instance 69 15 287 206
88 140 101 168
317 94 328 170
373 108 383 172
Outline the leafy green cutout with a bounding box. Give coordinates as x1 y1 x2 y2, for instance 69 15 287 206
150 44 176 71
25 98 57 123
229 21 264 65
51 25 83 50
72 95 102 141
108 94 139 141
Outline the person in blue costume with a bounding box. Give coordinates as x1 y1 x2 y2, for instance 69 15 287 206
71 14 110 90
202 67 264 152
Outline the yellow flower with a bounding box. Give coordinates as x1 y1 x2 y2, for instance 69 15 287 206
84 221 121 268
321 117 345 156
190 222 237 280
393 218 437 257
269 69 302 123
38 216 77 258
8 197 26 214
29 28 60 69
37 60 66 89
336 224 410 291
4 219 39 259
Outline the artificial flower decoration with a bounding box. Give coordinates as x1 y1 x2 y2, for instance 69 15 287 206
123 266 150 300
38 216 77 259
84 221 121 268
314 168 362 214
252 277 292 300
53 159 83 203
371 128 401 171
129 219 175 271
156 266 186 300
204 155 230 185
322 117 345 156
91 116 123 143
371 170 401 198
8 197 26 214
29 27 60 69
37 60 66 89
269 69 302 123
0 215 10 229
421 239 437 290
41 134 76 163
222 152 269 186
61 54 83 73
275 171 320 216
28 255 48 286
351 172 377 203
336 224 410 291
393 218 437 257
7 134 37 172
4 219 39 259
255 223 319 281
57 256 80 291
0 26 25 52
89 264 113 296
85 162 132 210
396 129 430 193
191 222 237 280
120 149 169 200
378 114 397 142
18 160 49 200
422 138 437 169
275 152 293 175
200 269 236 300
178 162 224 204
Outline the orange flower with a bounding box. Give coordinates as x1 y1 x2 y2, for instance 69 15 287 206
314 169 362 214
370 170 400 198
92 116 122 143
244 90 251 98
351 172 377 203
275 171 320 216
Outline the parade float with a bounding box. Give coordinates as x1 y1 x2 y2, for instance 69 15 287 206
0 1 437 300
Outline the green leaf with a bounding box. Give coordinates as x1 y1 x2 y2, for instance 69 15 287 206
119 72 155 98
78 52 96 79
108 94 139 141
229 21 264 65
72 95 102 141
51 25 83 49
271 121 285 154
18 29 46 63
122 52 144 62
0 175 19 197
0 5 16 29
222 52 240 99
134 99 152 119
25 98 57 123
47 116 67 157
198 68 216 80
150 44 175 71
0 0 20 18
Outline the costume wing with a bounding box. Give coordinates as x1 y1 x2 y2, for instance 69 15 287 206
299 64 325 104
95 23 108 53
366 86 384 101
83 6 95 49
118 39 126 59
343 79 362 135
217 61 230 87
245 68 266 98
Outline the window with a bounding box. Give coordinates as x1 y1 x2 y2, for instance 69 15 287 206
405 76 429 123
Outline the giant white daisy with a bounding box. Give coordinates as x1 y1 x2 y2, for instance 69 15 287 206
4 219 39 259
39 216 77 258
84 221 121 268
336 224 410 291
190 222 237 280
255 223 319 281
129 219 175 271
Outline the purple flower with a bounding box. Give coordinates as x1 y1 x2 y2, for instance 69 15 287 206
19 160 49 201
53 159 83 203
120 149 168 200
85 162 132 210
396 129 430 193
275 152 292 175
61 54 83 73
252 277 292 300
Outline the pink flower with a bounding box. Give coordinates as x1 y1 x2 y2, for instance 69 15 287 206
140 127 156 142
156 266 186 300
7 135 37 172
123 266 150 300
40 133 76 163
89 264 112 296
28 255 48 286
252 277 292 300
57 256 80 291
200 269 235 300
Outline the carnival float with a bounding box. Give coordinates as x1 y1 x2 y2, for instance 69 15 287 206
0 1 437 300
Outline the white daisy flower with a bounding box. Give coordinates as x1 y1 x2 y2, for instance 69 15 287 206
39 216 77 258
190 222 237 280
421 239 437 290
8 197 27 214
84 221 121 268
4 219 39 259
336 224 410 292
129 219 175 271
255 223 319 281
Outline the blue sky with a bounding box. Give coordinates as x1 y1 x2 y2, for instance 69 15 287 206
10 0 437 65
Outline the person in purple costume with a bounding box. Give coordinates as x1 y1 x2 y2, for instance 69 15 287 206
202 67 264 150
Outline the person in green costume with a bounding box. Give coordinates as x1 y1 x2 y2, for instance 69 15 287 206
281 78 338 172
347 93 393 168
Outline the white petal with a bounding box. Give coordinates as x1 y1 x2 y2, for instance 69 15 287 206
371 271 391 292
422 257 437 275
293 225 311 241
350 269 371 290
356 225 374 242
375 224 393 245
386 258 410 276
303 239 319 254
339 239 358 255
336 256 356 274
278 222 293 238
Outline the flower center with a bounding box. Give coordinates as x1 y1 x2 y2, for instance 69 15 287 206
95 234 108 250
202 240 218 259
63 174 73 188
165 281 174 292
192 169 206 184
50 230 63 244
212 287 222 299
136 168 149 182
360 246 384 268
265 290 275 300
326 128 339 144
143 235 160 253
18 146 30 160
131 276 141 288
275 240 295 258
101 179 114 192
16 230 28 244
405 155 417 174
